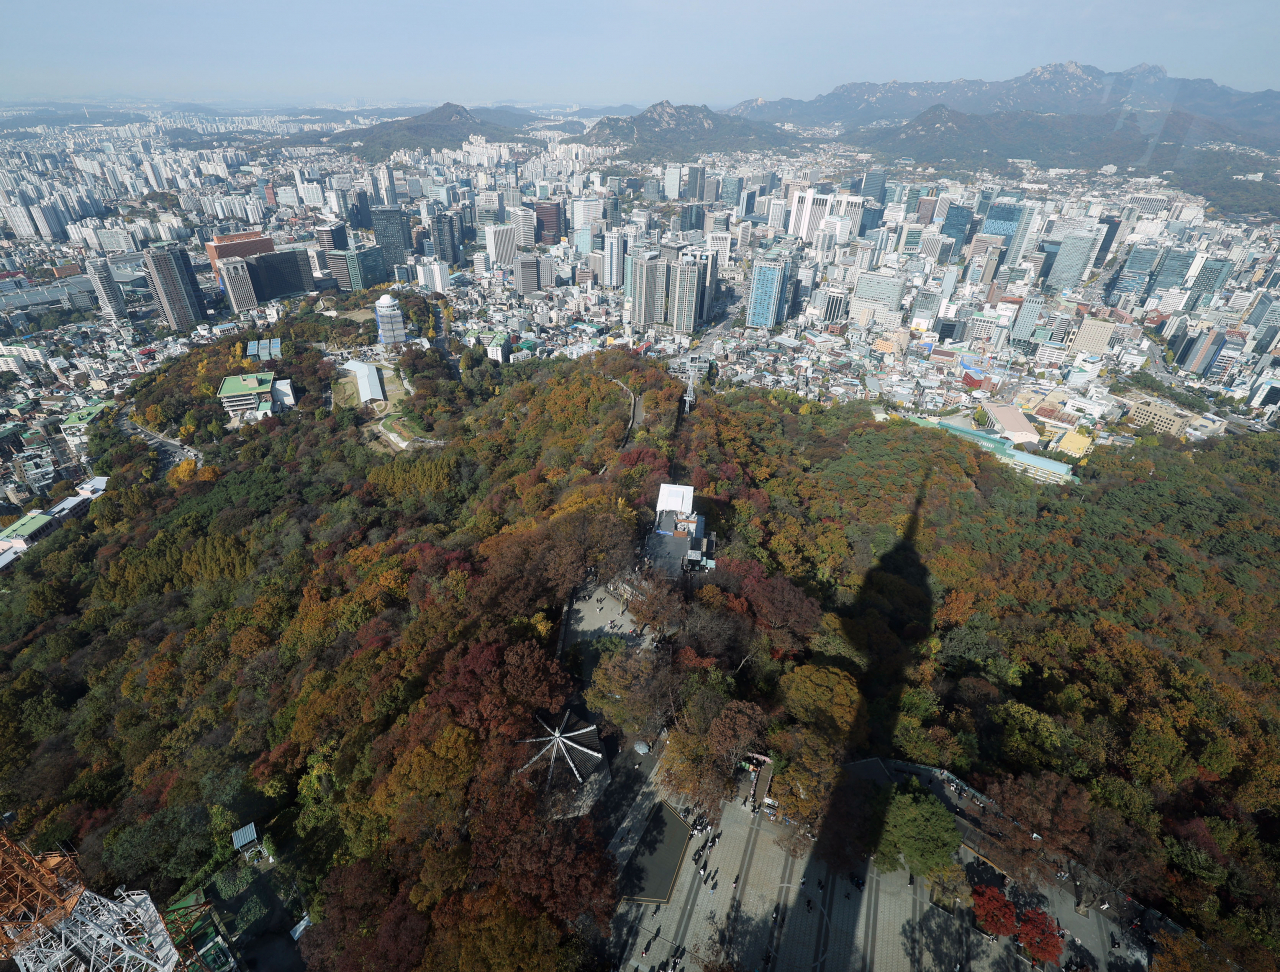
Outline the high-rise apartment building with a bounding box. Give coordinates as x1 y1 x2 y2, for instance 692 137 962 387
602 231 626 289
632 253 667 326
85 257 127 322
220 257 258 314
667 260 701 334
142 243 203 328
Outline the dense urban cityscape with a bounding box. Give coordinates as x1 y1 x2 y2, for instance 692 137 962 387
2 37 1280 972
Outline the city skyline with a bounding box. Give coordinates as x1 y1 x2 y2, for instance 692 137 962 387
2 0 1278 107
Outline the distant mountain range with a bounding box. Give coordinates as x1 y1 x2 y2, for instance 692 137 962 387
728 62 1280 142
293 103 533 160
580 101 795 160
857 105 1280 215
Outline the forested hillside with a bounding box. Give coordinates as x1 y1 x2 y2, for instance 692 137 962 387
0 333 1277 969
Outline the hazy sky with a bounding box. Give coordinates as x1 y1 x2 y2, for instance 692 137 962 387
3 0 1277 109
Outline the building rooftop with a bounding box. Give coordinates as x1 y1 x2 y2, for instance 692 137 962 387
0 512 53 541
217 372 275 397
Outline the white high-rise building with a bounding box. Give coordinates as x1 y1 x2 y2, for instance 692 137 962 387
572 197 603 230
86 257 128 322
485 223 519 268
220 256 258 315
706 232 732 268
767 198 787 229
510 207 536 247
602 230 626 288
667 260 700 334
417 259 451 293
664 165 682 201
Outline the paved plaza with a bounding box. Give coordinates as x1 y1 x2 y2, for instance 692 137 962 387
608 766 1150 972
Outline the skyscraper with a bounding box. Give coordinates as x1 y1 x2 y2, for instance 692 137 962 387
514 254 540 295
510 206 536 247
632 252 667 326
686 166 706 203
375 293 406 344
428 212 460 266
746 258 791 329
142 243 203 328
1010 294 1044 350
244 250 312 300
315 222 349 251
85 257 127 322
720 176 743 209
664 165 682 202
1046 233 1097 292
860 167 887 206
220 257 258 314
485 223 519 268
204 230 274 285
939 205 973 251
371 206 413 277
532 201 563 243
667 260 700 334
602 230 626 289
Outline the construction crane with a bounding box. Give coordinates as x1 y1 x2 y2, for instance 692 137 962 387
0 832 180 972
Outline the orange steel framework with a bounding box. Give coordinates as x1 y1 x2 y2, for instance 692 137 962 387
0 832 85 960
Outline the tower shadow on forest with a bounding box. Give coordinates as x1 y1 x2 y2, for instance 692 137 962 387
813 473 935 870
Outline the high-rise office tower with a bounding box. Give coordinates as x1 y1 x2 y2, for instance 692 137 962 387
721 176 743 209
686 166 706 203
375 293 406 344
602 230 626 288
205 230 274 285
861 167 887 206
939 205 973 251
485 223 519 268
514 254 541 295
1046 233 1097 293
349 189 372 229
244 250 312 300
510 206 536 247
1186 258 1232 310
1151 247 1196 293
664 165 682 202
1010 293 1045 350
378 165 397 205
85 257 128 322
371 206 413 276
315 222 349 251
220 257 259 314
326 247 387 292
532 201 563 243
428 212 459 266
745 258 791 329
142 243 202 328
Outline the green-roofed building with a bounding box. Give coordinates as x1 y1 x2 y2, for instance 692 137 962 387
0 511 56 554
216 372 296 423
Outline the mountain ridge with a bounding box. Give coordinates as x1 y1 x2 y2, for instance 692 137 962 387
727 62 1280 142
580 100 795 159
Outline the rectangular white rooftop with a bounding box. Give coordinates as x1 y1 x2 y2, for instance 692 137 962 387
656 483 694 515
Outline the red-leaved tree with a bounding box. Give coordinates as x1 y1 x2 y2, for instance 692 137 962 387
1017 907 1063 965
972 884 1016 937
